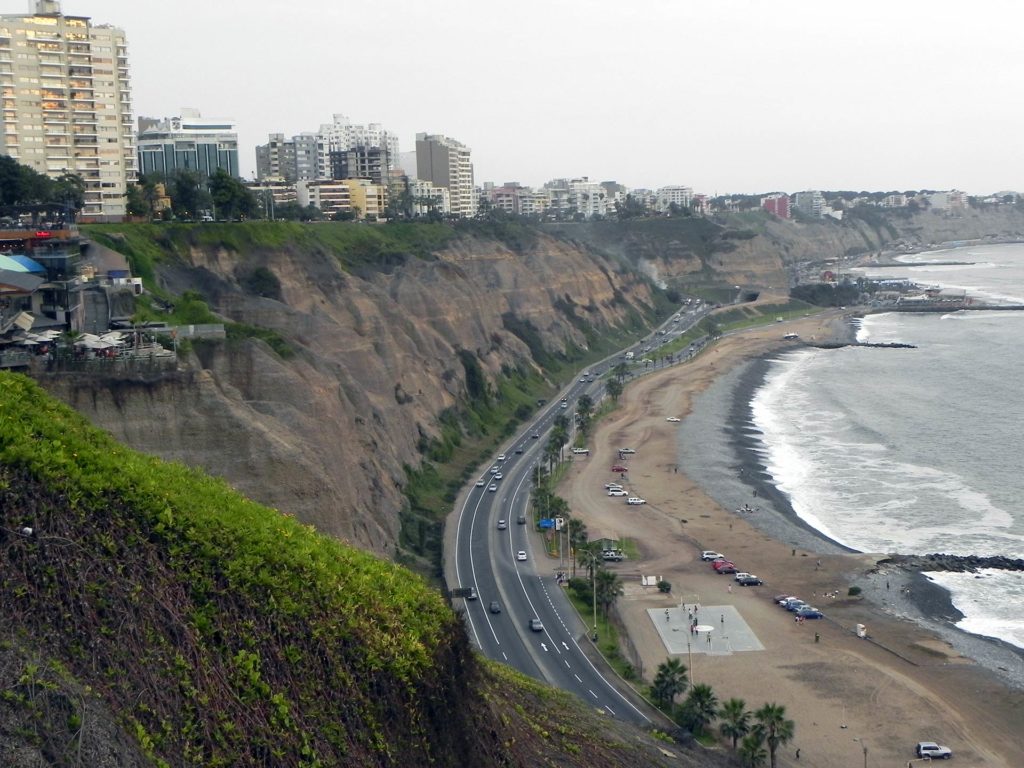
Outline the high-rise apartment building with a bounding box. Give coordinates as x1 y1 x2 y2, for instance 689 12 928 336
761 193 791 219
0 1 135 220
416 133 475 218
318 114 398 171
136 108 238 178
255 133 298 182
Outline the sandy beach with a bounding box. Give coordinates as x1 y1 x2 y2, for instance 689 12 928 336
559 311 1024 767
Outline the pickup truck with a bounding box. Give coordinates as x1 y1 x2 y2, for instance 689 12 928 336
916 742 953 759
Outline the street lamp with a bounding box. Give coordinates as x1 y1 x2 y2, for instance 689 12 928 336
852 738 867 768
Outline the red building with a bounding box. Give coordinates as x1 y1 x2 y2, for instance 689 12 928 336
762 194 791 219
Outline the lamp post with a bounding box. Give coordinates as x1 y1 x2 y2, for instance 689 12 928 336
853 738 867 768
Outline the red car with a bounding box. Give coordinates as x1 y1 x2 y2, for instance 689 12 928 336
712 560 736 572
611 465 628 473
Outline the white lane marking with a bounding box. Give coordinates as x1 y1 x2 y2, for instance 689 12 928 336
453 487 484 649
562 642 569 650
606 705 616 716
502 652 508 661
541 643 548 652
588 689 598 699
564 660 571 669
574 674 582 683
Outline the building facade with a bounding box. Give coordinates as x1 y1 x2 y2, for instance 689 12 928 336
330 145 389 185
0 0 136 220
416 133 475 218
255 133 298 182
136 108 238 178
761 193 791 219
794 190 827 218
655 185 694 213
296 179 351 219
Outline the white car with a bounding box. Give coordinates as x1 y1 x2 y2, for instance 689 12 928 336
734 572 752 582
916 742 952 760
475 479 485 487
497 519 507 530
604 482 623 490
489 466 499 474
666 417 681 423
494 472 503 480
619 448 636 454
497 454 506 461
701 551 724 561
516 550 527 561
608 489 628 497
488 484 498 492
626 497 646 505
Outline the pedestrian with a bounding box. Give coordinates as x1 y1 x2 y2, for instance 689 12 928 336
665 609 670 622
727 584 732 594
886 580 890 590
796 748 801 760
720 614 724 626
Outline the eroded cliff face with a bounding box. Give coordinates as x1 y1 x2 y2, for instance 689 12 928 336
42 232 658 555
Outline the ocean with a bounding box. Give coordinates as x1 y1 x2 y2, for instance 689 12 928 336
749 243 1024 651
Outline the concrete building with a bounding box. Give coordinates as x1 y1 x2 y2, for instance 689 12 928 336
483 182 545 216
296 179 351 219
136 108 238 178
881 193 907 208
318 114 399 173
341 178 386 220
416 133 475 218
794 190 827 218
330 145 389 185
927 190 968 212
0 1 136 220
407 178 449 217
762 193 791 219
568 177 608 219
255 133 298 182
655 185 694 213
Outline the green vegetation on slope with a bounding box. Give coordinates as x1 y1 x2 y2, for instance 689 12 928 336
0 372 476 766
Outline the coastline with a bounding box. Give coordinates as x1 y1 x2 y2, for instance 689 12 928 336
677 328 1024 689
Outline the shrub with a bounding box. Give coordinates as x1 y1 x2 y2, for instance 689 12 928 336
848 586 862 597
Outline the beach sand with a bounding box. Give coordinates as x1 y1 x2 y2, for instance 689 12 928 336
559 310 1024 767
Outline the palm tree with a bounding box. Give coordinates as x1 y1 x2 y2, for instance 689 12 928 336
606 377 623 403
739 732 768 768
612 362 630 380
577 543 602 582
567 518 588 576
753 703 795 768
680 682 718 735
594 569 623 617
719 697 751 750
650 657 688 710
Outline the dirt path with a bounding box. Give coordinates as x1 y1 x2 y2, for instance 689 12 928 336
559 313 1024 767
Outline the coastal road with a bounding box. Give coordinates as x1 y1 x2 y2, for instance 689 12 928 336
449 302 712 724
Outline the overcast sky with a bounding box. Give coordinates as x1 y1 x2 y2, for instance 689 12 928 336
37 0 1024 194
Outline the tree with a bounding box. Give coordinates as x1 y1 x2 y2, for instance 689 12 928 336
678 683 718 735
576 393 593 433
605 377 623 403
567 518 587 576
650 658 688 710
594 569 623 617
51 172 85 210
753 703 795 768
167 169 210 220
739 732 768 768
612 362 630 380
125 184 150 217
577 543 602 582
719 697 751 750
208 168 256 220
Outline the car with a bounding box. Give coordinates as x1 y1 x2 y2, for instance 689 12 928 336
488 484 498 492
494 472 503 480
715 563 738 574
516 550 527 561
774 594 795 604
475 479 485 487
611 465 628 473
666 417 681 423
626 497 646 505
737 575 763 586
916 742 953 760
605 482 624 490
733 572 752 582
531 433 540 439
607 489 628 497
785 600 809 612
795 607 823 619
712 559 735 570
602 550 624 561
497 454 506 461
516 514 527 525
514 446 523 454
701 551 725 561
529 618 544 632
579 377 586 382
489 601 501 614
497 519 507 530
619 447 636 454
466 587 478 601
489 466 499 474
571 447 590 455
560 402 568 409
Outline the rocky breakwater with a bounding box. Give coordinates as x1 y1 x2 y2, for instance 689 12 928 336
882 553 1024 573
42 226 661 557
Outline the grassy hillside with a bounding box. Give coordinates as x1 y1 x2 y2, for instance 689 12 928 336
0 373 708 767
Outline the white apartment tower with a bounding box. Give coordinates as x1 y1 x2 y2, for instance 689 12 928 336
0 1 136 220
416 133 475 218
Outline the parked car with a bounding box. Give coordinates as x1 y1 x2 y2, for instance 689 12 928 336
608 489 628 497
712 559 735 571
796 607 823 619
774 594 794 604
489 601 501 614
626 497 646 505
516 550 527 561
666 417 681 422
496 519 507 530
785 600 809 612
602 551 624 561
466 587 478 601
529 618 544 632
734 572 752 581
715 563 738 574
916 742 953 760
619 448 636 454
701 551 725 561
737 575 763 586
571 447 590 455
605 482 624 490
611 465 628 473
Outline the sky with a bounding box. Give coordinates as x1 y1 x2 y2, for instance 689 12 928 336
28 0 1024 194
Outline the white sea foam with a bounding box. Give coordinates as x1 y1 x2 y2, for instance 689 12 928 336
925 570 1024 650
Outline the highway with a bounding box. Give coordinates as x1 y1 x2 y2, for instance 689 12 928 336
449 303 710 725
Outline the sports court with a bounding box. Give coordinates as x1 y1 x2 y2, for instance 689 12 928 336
647 603 764 656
